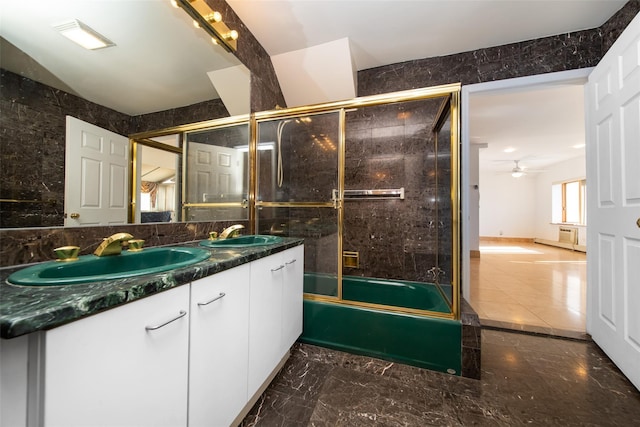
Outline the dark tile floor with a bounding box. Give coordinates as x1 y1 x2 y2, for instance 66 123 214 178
241 330 640 426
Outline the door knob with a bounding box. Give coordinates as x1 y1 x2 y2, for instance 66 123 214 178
70 213 80 219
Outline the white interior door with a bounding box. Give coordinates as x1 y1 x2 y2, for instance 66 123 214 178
586 13 640 391
187 143 242 202
64 116 129 226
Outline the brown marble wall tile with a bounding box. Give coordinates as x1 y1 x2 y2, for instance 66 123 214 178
461 299 482 380
358 28 603 96
130 98 230 134
205 0 286 111
0 70 131 228
342 98 452 285
601 0 640 54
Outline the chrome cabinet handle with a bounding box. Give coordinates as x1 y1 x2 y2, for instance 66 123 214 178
285 259 297 265
198 292 226 306
145 310 187 331
271 265 285 272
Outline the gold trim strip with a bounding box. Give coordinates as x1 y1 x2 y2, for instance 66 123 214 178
183 202 245 208
129 140 138 223
303 293 456 320
450 90 461 320
255 84 461 122
256 201 335 208
249 113 257 234
337 108 346 300
181 134 188 222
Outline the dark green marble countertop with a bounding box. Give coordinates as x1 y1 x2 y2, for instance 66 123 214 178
0 238 303 339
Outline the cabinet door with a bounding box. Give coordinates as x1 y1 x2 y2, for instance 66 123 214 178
248 252 284 397
281 245 304 353
43 286 190 427
189 265 250 427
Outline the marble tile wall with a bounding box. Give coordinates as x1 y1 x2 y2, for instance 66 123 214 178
358 1 639 97
601 0 640 53
343 99 452 286
357 28 604 96
204 0 286 112
130 98 230 135
0 70 131 228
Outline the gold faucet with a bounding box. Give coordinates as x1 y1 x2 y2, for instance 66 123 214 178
94 232 134 256
219 224 245 239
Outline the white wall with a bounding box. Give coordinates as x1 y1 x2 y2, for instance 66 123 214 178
478 155 586 241
479 170 537 237
533 156 586 243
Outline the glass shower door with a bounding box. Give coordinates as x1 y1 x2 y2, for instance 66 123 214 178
255 111 341 299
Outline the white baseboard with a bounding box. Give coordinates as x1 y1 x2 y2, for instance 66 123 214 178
534 238 586 253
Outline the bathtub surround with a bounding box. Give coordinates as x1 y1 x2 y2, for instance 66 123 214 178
343 100 452 285
461 299 482 379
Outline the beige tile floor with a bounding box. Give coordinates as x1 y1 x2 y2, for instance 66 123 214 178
469 240 587 338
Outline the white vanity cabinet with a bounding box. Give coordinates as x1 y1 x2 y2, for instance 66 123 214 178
2 244 304 427
188 264 250 427
248 246 304 397
281 245 304 354
43 285 190 427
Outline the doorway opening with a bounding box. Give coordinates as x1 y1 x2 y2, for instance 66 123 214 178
461 69 591 339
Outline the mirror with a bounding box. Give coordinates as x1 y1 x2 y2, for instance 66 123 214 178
0 0 250 228
183 123 251 222
135 136 182 225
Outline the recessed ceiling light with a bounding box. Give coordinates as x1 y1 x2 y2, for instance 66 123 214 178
53 20 115 50
503 147 516 153
572 143 586 149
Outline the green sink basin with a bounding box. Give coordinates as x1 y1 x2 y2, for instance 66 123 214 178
7 247 211 286
199 235 283 248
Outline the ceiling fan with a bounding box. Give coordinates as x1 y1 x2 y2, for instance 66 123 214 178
511 160 526 178
505 160 548 178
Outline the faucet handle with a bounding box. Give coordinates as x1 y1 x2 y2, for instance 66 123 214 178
128 239 145 252
54 246 80 262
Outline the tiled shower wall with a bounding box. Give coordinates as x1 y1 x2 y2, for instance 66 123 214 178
343 99 452 285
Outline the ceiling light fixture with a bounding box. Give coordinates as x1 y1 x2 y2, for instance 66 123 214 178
511 160 525 178
53 20 115 50
503 147 516 153
174 0 238 52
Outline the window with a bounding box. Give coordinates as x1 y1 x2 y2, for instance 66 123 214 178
552 179 586 225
